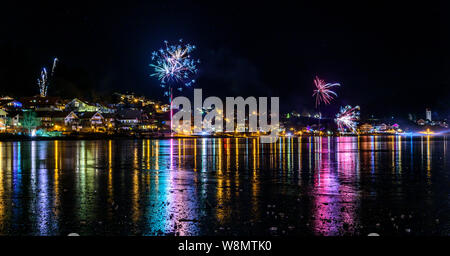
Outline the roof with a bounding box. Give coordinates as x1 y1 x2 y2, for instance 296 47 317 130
77 111 102 119
6 110 21 118
67 98 96 107
102 113 116 119
36 111 70 118
0 100 12 106
117 109 141 119
19 96 62 107
0 99 21 107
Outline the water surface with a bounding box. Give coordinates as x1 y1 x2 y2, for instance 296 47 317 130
0 136 448 235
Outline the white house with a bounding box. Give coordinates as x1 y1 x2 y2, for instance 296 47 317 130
0 109 7 131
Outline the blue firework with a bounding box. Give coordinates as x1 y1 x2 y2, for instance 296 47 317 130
150 39 199 95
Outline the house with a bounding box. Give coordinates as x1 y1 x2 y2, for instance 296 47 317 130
7 111 20 128
81 112 103 130
0 108 7 118
80 111 117 132
0 99 23 110
36 111 69 129
158 104 170 113
113 92 159 108
417 119 426 126
65 112 81 131
65 98 99 112
96 103 115 114
0 109 7 131
359 123 374 134
65 111 112 132
374 123 388 132
102 113 116 128
138 112 159 131
20 96 66 111
116 109 141 130
152 112 171 131
0 109 21 132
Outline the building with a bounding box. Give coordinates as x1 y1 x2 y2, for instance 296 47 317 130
114 92 161 108
64 112 81 131
36 111 69 129
64 111 116 132
65 98 99 112
0 99 23 110
96 103 115 114
116 109 142 130
374 123 388 132
0 109 7 131
102 113 116 129
7 111 20 129
359 123 374 134
426 108 432 121
0 108 21 132
20 96 66 111
78 112 105 132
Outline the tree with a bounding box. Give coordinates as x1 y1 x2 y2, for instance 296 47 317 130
21 111 41 136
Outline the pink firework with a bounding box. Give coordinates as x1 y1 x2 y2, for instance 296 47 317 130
312 76 340 107
335 105 360 133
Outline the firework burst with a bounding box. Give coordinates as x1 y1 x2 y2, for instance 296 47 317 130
150 39 199 94
149 39 199 135
312 76 340 107
37 68 48 97
335 105 360 133
37 57 58 97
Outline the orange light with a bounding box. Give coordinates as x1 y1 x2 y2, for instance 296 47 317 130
419 128 434 135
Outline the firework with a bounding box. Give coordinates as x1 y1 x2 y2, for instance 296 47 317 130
37 68 48 97
51 57 58 75
37 57 59 97
149 39 199 135
150 39 199 93
335 105 360 133
312 76 340 107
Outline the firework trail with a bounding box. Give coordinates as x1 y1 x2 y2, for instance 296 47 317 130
51 57 58 75
312 76 340 107
37 57 59 97
150 39 199 94
335 105 360 133
37 68 48 97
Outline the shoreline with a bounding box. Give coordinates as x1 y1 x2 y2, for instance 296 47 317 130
0 132 448 142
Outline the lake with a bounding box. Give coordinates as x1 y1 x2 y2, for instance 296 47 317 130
0 136 448 235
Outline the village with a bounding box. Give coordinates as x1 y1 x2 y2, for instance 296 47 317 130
0 93 171 137
0 91 447 139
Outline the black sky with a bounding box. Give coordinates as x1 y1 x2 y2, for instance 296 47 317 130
1 1 449 119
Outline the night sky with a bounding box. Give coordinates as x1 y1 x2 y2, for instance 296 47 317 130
1 1 449 119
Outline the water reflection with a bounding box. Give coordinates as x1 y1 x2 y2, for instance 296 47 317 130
0 136 448 235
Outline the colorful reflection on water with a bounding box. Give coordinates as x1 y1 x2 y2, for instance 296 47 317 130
0 136 449 235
